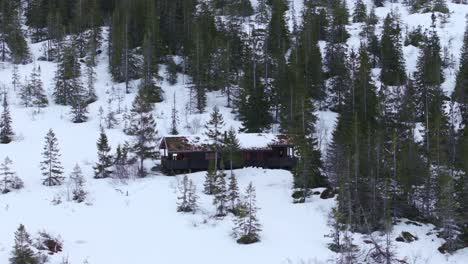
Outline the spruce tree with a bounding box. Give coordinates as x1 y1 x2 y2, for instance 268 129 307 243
0 93 14 144
85 59 97 104
129 89 158 177
329 0 350 44
11 65 20 92
94 128 113 179
40 129 64 186
353 0 367 23
204 160 217 195
9 224 37 264
0 156 15 193
69 164 87 203
233 182 261 244
170 93 179 135
177 175 198 213
30 67 48 109
227 173 240 214
453 19 468 116
213 165 228 217
205 106 225 171
53 45 85 106
1 0 31 64
223 127 241 175
138 32 163 104
114 143 130 179
325 43 352 113
414 16 449 218
238 46 271 132
380 12 406 86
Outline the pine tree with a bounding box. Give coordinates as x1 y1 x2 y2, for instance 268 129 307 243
227 172 240 214
453 19 468 117
380 12 406 86
436 171 459 252
325 43 352 112
1 0 31 64
177 175 198 213
223 127 241 175
353 0 367 23
204 160 217 195
30 67 48 109
69 164 87 203
213 164 228 217
9 224 37 264
40 129 64 186
129 90 158 177
114 143 130 180
0 156 15 193
11 64 20 92
205 106 225 171
165 58 179 85
53 45 85 106
329 0 350 44
170 93 179 135
139 32 163 104
233 182 261 244
105 99 118 129
238 46 271 132
19 77 34 108
94 128 113 179
85 59 97 104
0 92 14 144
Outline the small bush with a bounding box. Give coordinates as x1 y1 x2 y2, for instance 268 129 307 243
34 231 63 255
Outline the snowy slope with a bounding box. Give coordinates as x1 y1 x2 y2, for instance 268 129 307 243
0 1 468 263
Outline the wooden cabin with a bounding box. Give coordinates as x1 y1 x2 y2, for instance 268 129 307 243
159 133 296 173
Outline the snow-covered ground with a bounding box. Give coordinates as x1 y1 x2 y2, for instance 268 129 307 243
1 1 468 263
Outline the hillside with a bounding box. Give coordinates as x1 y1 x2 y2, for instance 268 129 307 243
0 0 468 263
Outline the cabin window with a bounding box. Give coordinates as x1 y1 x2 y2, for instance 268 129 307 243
205 153 216 160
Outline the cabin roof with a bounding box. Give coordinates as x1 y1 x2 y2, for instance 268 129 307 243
159 133 293 153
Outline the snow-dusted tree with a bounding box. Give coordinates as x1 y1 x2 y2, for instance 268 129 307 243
170 93 179 135
85 59 97 104
69 92 89 123
19 77 33 107
204 160 217 195
205 106 225 170
114 143 130 179
177 175 198 213
40 129 64 186
326 207 346 253
0 93 14 144
94 128 113 179
69 164 87 203
105 99 118 129
53 45 84 106
213 166 228 217
130 90 158 177
9 224 37 264
30 66 48 109
353 0 367 23
232 182 261 244
11 64 20 92
227 173 240 214
1 157 15 193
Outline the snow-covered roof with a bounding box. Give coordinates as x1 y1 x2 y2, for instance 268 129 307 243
160 133 293 153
